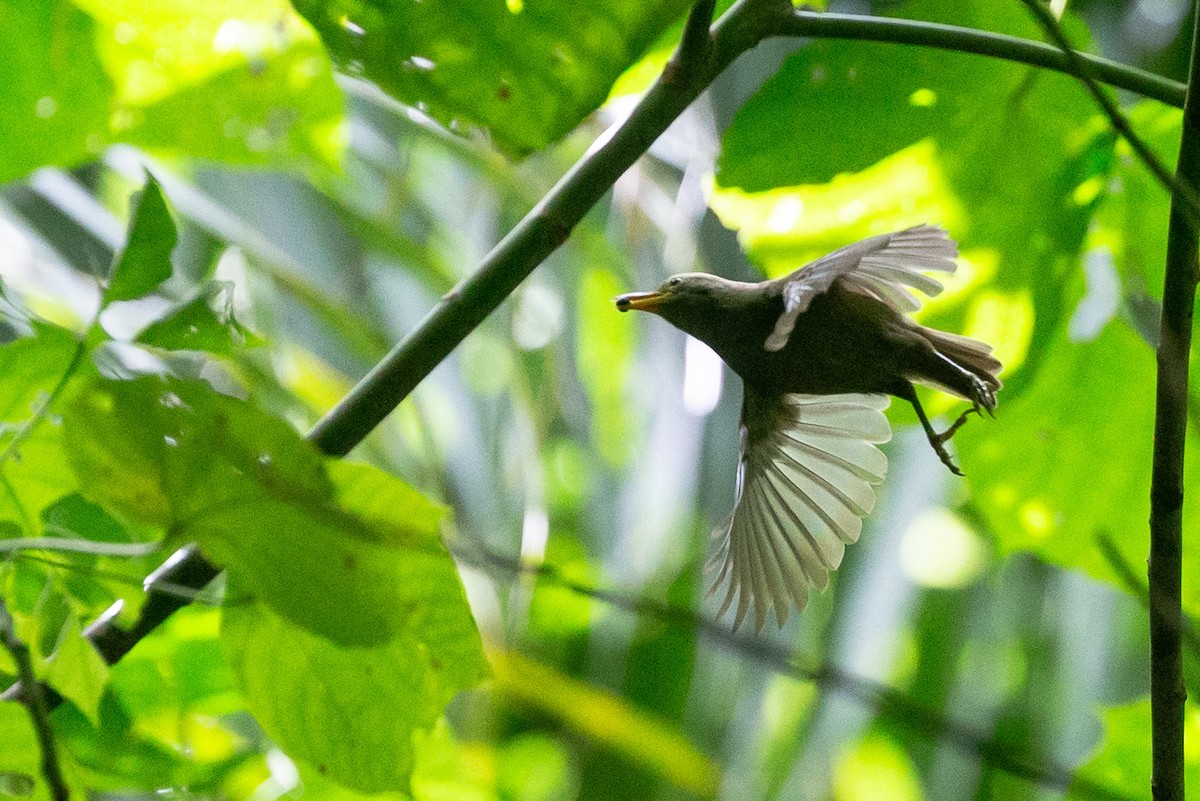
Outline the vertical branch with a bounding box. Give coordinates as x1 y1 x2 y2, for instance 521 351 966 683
1150 5 1200 801
0 600 69 801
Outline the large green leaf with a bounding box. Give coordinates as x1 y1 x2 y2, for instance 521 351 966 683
221 547 487 793
63 376 475 649
292 0 692 155
956 317 1200 615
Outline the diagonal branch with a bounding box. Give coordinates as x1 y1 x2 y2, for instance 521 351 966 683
465 544 1134 801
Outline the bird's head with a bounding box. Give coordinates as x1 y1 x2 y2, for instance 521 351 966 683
615 273 748 340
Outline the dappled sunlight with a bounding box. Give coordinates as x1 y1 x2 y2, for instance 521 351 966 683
899 507 987 588
706 139 964 277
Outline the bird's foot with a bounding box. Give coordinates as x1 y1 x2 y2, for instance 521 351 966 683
925 405 984 476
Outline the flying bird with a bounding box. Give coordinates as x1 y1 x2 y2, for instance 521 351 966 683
615 225 1001 632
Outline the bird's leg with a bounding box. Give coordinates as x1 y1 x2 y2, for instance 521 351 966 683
896 382 971 476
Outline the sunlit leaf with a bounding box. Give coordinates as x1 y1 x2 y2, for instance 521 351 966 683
221 583 487 793
0 0 344 179
832 733 922 801
292 0 692 155
0 0 114 183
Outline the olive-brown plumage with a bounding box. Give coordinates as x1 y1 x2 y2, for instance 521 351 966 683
615 225 1001 631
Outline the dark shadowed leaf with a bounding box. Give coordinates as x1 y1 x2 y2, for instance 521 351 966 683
292 0 692 155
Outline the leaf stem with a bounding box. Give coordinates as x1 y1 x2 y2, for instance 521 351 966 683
0 599 69 801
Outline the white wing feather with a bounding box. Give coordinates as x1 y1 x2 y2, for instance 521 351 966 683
764 225 959 352
710 393 891 632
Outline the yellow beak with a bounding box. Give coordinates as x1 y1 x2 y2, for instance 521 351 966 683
615 291 666 313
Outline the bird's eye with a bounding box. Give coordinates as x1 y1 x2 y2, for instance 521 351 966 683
667 276 682 288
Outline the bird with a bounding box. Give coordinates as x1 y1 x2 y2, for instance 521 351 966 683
614 224 1001 632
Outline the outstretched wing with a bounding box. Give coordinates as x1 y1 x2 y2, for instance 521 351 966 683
764 225 958 352
709 391 892 632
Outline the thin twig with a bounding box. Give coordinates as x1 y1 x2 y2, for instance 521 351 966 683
0 599 69 801
1017 0 1200 227
460 543 1132 801
777 10 1184 108
1145 0 1200 797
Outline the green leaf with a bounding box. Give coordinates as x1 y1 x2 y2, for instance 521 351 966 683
43 615 111 727
136 281 260 355
40 494 129 544
292 0 692 155
1069 698 1200 799
0 0 344 179
0 324 80 426
104 176 177 305
0 325 84 533
221 570 487 793
63 376 478 649
109 608 235 717
0 0 114 184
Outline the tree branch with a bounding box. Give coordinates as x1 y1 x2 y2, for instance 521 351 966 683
0 600 69 801
776 9 1185 108
1147 3 1200 799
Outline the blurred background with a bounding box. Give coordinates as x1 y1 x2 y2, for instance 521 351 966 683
1 0 1198 798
